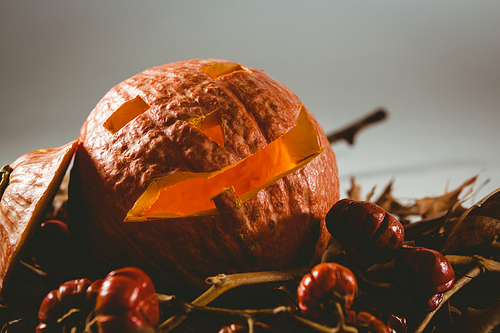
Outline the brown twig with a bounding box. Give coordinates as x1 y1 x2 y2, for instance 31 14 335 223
454 301 500 333
413 265 481 333
157 266 312 332
413 255 500 333
446 255 500 273
327 108 388 144
158 295 359 333
291 302 358 333
159 296 292 323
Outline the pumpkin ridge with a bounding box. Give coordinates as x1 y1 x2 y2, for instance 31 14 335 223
197 62 300 149
215 69 301 144
119 79 161 106
165 119 236 173
215 79 277 146
251 181 287 265
218 96 268 158
216 82 272 147
193 66 269 157
143 114 200 174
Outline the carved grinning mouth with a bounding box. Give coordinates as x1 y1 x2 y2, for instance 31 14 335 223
124 104 322 221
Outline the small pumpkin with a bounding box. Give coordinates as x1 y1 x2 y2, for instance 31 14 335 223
0 141 77 294
67 59 339 297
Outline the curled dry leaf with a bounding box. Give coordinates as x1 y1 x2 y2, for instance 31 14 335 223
0 141 76 294
468 187 500 220
347 177 363 202
345 177 419 222
373 180 419 220
454 301 500 333
441 188 500 254
415 176 477 219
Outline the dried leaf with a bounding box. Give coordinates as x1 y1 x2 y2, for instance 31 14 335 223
321 236 343 263
415 176 478 218
470 187 500 220
374 180 419 219
404 213 449 245
441 188 500 254
454 301 500 333
346 178 419 221
347 177 363 201
442 215 500 254
373 179 394 210
365 185 377 202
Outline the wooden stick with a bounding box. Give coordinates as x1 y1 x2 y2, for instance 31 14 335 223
327 108 387 144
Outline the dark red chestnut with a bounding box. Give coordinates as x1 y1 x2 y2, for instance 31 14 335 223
297 262 357 320
396 245 455 294
349 311 390 333
325 199 405 262
395 245 455 312
425 293 444 312
31 220 70 270
387 314 407 333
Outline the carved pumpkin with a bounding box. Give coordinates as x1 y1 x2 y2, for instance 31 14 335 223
67 59 339 297
0 141 77 294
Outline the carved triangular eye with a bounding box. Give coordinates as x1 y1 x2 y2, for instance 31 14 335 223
188 109 224 147
200 62 251 79
103 96 150 134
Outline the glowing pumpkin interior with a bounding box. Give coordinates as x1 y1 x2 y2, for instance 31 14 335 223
104 63 323 222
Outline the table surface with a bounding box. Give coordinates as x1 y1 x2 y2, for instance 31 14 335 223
1 1 499 206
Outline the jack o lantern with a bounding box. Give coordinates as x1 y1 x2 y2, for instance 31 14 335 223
67 59 339 297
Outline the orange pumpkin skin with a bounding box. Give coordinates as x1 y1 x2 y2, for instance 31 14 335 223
0 141 76 294
67 59 339 297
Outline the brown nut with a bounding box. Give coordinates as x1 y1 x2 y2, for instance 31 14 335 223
325 199 405 260
396 245 455 295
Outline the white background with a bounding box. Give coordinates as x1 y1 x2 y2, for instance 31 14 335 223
1 1 499 204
